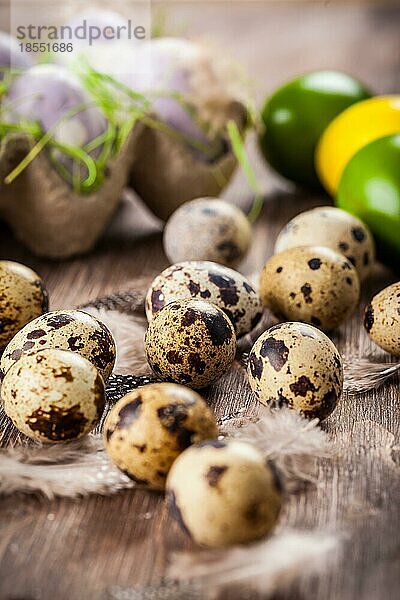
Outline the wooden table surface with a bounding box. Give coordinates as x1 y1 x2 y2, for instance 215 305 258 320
0 2 399 599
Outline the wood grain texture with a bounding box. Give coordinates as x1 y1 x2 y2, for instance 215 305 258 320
0 2 399 599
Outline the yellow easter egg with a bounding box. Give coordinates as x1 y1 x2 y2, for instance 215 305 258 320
316 95 400 195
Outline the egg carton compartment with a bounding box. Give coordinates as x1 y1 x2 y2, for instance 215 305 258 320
0 126 141 259
129 100 248 221
0 98 246 259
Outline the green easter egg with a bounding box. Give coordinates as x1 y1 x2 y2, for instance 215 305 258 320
259 71 371 189
336 134 400 270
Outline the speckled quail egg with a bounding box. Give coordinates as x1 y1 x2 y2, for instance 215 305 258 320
1 348 105 442
260 246 360 331
364 282 400 356
274 206 375 280
0 260 49 349
163 198 252 268
166 439 282 547
247 322 343 420
104 383 218 490
145 298 236 389
146 261 263 337
0 309 115 381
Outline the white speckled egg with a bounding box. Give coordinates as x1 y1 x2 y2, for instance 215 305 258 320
104 383 218 490
145 298 236 389
260 246 360 331
274 206 375 280
166 439 282 547
247 322 343 420
0 309 115 380
364 282 400 356
163 198 252 267
1 348 105 442
146 261 263 337
0 260 48 349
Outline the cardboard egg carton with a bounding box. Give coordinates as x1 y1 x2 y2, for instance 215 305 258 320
0 101 247 259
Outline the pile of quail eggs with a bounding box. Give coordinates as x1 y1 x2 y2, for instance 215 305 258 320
0 196 398 549
0 260 116 443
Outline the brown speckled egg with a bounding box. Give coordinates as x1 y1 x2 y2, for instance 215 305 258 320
274 207 375 280
0 309 115 381
1 348 105 443
145 299 236 389
146 261 263 337
260 246 360 331
166 439 282 547
364 282 400 356
163 198 252 268
0 260 48 349
104 383 218 490
247 322 343 420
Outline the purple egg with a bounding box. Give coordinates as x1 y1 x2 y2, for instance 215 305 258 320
57 35 226 162
118 38 225 162
65 9 130 44
0 32 33 77
4 64 108 186
4 64 107 145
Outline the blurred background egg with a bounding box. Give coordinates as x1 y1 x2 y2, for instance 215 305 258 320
163 198 252 268
0 31 33 76
259 70 371 189
316 95 400 195
274 206 375 280
336 134 400 270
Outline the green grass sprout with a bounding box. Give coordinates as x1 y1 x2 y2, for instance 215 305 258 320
0 60 248 195
227 119 264 224
80 62 226 159
4 101 98 188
